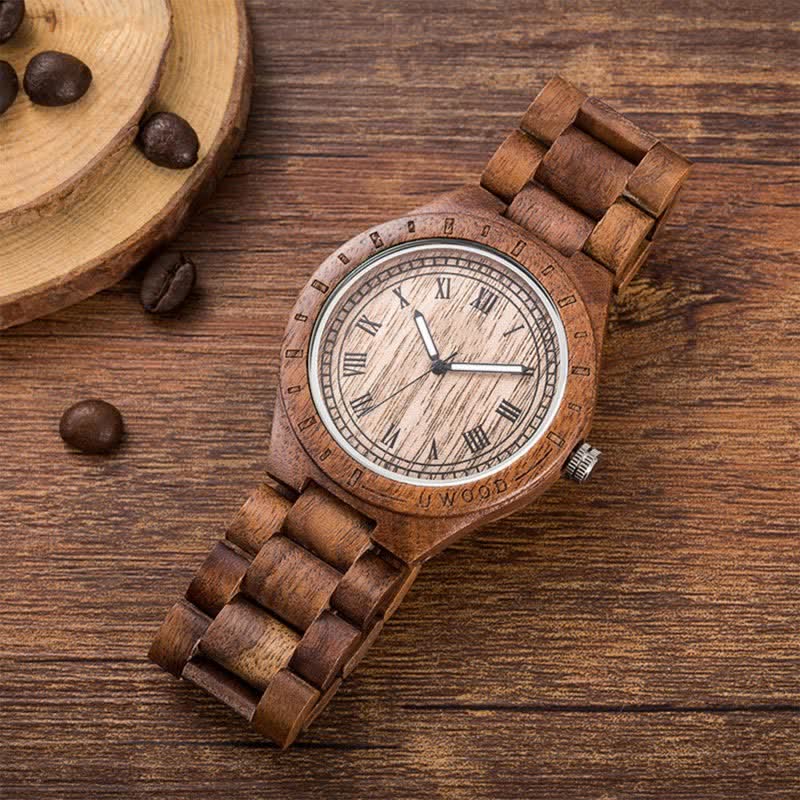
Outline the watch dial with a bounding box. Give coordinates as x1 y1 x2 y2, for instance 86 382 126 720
308 240 568 485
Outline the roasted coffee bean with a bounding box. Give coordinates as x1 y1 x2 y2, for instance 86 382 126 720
0 61 18 116
0 0 25 44
60 400 125 455
24 51 92 107
137 112 200 170
140 251 197 314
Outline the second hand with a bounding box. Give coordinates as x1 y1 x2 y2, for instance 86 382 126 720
359 351 458 417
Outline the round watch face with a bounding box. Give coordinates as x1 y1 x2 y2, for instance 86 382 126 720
308 240 569 486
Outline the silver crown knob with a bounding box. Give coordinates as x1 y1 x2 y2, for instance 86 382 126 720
564 442 602 483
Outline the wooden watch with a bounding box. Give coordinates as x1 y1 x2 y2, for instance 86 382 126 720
150 76 691 747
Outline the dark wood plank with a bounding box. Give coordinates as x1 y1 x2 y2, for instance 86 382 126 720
1 0 798 797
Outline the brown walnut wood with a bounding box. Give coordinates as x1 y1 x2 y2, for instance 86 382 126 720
198 595 301 692
227 479 294 554
151 75 689 747
148 599 211 678
186 540 251 616
251 668 320 747
584 198 655 277
480 130 547 203
276 211 601 546
519 75 586 145
480 75 691 291
241 534 342 631
506 181 595 256
182 657 260 719
283 483 372 571
4 3 796 795
289 611 361 690
576 96 658 163
151 480 418 746
536 126 636 220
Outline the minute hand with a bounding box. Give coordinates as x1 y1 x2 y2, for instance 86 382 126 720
448 362 535 375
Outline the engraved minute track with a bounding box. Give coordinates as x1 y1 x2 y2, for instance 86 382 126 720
309 240 568 485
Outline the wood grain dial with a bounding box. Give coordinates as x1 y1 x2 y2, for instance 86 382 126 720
308 240 568 485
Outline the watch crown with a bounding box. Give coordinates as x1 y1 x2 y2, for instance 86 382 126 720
564 442 602 483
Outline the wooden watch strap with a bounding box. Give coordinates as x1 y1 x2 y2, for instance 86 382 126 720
480 76 691 290
149 480 418 747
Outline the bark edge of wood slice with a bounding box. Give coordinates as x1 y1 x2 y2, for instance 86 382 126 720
0 0 253 330
0 0 173 226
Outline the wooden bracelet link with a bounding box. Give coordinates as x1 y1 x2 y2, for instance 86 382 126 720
480 75 691 289
149 479 418 747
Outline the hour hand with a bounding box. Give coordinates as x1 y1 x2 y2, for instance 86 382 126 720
448 362 535 375
414 311 439 361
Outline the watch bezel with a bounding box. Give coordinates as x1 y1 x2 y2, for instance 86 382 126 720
279 211 598 518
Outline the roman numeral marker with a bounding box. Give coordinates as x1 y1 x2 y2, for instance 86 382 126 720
381 424 400 449
470 287 498 315
355 315 382 337
392 286 410 308
428 439 439 461
343 352 367 376
496 399 522 423
350 392 373 417
463 424 490 453
435 277 451 299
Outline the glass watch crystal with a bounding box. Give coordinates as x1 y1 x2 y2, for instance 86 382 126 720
308 240 568 486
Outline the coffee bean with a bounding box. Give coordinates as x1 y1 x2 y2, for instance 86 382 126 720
0 61 18 116
24 51 92 107
137 112 200 170
140 251 197 314
0 0 24 44
60 400 125 455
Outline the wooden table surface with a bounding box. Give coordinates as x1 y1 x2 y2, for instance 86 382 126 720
2 1 798 797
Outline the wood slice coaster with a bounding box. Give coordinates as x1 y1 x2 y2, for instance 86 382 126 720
0 0 252 330
0 0 173 225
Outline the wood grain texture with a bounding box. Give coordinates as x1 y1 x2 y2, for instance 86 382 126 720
0 0 252 329
150 477 419 746
276 210 601 548
1 0 798 797
0 0 172 223
485 75 690 290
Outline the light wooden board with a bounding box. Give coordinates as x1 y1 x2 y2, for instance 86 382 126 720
0 0 172 224
0 0 252 329
0 1 798 798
